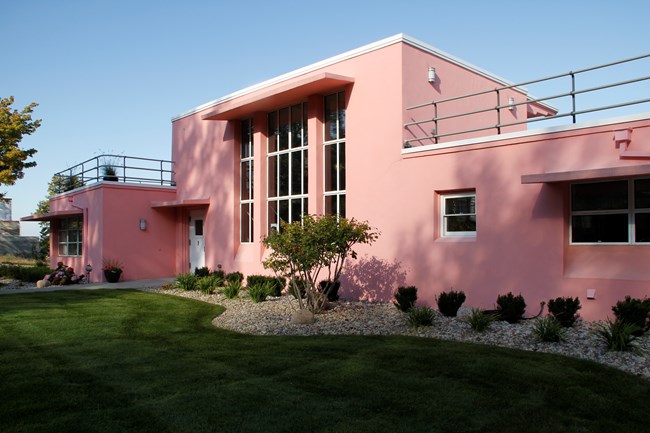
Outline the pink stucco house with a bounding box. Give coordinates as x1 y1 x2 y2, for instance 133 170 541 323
24 34 650 320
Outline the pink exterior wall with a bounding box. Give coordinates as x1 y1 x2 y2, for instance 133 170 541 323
373 118 650 321
49 183 177 282
168 35 650 320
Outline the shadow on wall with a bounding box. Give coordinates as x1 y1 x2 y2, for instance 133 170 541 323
340 255 408 302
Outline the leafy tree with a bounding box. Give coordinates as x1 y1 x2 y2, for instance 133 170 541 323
0 96 41 196
262 214 379 312
34 176 62 259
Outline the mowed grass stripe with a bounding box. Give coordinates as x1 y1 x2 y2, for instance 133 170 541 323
0 290 647 433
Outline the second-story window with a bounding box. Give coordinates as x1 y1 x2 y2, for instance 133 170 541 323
267 103 308 232
324 91 346 217
240 118 254 243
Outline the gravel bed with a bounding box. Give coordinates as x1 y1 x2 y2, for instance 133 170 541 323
146 288 650 381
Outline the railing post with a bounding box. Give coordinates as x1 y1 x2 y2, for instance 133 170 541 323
433 102 439 144
496 88 501 135
571 72 576 123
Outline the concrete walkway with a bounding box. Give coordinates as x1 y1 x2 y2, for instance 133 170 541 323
0 278 175 295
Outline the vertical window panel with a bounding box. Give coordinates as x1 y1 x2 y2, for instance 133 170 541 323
290 151 302 196
268 155 277 198
324 144 336 192
268 111 277 153
635 213 650 242
241 161 250 201
324 94 337 141
279 200 289 225
338 92 346 139
323 91 346 217
268 201 278 233
239 118 254 243
339 143 346 191
278 108 289 151
635 178 650 209
279 153 289 197
291 104 302 148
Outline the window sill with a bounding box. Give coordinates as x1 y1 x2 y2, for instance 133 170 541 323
435 236 477 243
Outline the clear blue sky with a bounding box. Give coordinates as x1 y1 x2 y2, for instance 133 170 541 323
3 0 650 236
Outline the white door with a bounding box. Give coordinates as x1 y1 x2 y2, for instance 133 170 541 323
189 210 205 271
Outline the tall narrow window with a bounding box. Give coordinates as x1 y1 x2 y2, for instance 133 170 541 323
58 215 83 256
240 118 254 243
324 91 346 217
267 103 308 232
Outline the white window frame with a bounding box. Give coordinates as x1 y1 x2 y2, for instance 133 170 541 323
323 91 346 217
440 192 477 237
239 118 254 243
58 215 83 256
570 178 650 245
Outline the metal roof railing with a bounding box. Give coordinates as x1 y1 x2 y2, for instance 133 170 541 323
52 154 175 194
404 53 650 146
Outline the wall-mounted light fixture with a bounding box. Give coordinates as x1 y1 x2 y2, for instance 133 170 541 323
428 66 436 83
139 218 147 231
508 97 516 111
85 264 92 283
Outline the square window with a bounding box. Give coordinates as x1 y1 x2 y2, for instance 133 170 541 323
441 192 476 237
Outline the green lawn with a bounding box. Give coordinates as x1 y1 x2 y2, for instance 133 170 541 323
0 290 648 433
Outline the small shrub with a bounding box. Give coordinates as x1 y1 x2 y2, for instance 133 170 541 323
222 280 242 299
248 281 274 303
436 290 466 317
319 280 341 302
593 319 642 352
407 306 435 328
547 297 581 327
197 274 222 295
612 296 650 336
211 269 226 280
533 316 566 343
247 275 286 297
176 273 198 291
464 308 496 332
394 286 418 312
225 271 244 284
194 266 210 278
496 292 526 324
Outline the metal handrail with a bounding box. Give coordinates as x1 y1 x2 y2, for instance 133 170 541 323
52 154 175 193
404 53 650 146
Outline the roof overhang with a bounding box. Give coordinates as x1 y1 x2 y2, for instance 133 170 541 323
21 209 83 222
150 198 210 208
201 73 354 121
521 164 650 184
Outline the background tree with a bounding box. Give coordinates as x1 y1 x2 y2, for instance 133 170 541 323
263 214 379 313
0 96 41 197
34 176 63 260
